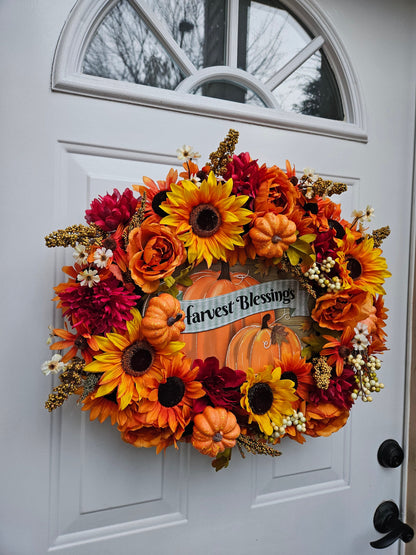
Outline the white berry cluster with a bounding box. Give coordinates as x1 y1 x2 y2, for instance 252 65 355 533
349 354 384 402
304 258 342 293
265 411 307 442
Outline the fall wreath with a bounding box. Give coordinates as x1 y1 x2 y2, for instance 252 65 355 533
42 130 391 470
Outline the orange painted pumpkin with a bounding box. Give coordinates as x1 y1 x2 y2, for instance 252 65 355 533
192 406 240 457
181 261 274 366
225 313 302 371
249 212 297 258
142 293 185 348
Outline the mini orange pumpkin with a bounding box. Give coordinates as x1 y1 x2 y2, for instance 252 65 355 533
249 212 297 258
141 293 185 348
226 314 302 370
181 261 274 366
192 406 240 457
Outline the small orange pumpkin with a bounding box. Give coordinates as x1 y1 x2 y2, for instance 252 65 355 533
226 314 302 370
192 406 240 457
141 293 185 348
249 212 297 258
181 261 274 366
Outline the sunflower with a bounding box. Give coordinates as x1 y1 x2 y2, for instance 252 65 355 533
84 308 184 410
133 168 178 222
50 325 99 363
321 327 355 376
336 228 391 295
138 354 204 437
81 389 143 429
240 365 298 435
273 352 314 401
160 172 252 267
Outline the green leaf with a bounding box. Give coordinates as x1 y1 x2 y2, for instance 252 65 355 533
212 448 232 471
164 276 176 288
286 248 301 266
299 234 316 243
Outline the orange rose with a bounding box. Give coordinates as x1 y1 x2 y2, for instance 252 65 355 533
305 402 349 437
311 287 373 331
127 222 186 293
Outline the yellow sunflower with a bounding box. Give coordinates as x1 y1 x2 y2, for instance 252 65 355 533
138 353 204 437
160 171 252 267
240 365 298 435
336 228 391 295
84 308 184 410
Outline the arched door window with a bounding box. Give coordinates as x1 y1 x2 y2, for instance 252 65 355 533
52 0 366 140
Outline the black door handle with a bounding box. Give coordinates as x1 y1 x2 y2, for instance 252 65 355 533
377 439 404 468
370 501 414 549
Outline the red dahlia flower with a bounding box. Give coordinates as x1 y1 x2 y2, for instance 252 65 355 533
224 152 260 209
57 276 140 335
85 188 139 231
192 357 246 413
309 366 356 410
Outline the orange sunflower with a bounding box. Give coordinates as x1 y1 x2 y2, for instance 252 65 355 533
82 390 143 429
321 327 355 376
273 351 314 401
133 168 178 222
84 308 184 410
336 228 391 295
138 354 204 437
50 325 99 363
160 172 252 267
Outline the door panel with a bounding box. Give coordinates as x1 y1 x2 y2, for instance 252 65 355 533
1 1 415 554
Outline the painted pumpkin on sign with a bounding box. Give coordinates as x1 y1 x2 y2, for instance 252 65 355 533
225 313 302 371
181 261 274 366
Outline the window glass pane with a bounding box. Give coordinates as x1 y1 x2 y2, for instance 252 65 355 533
150 0 227 69
273 50 344 120
83 0 184 89
192 81 266 106
238 0 311 82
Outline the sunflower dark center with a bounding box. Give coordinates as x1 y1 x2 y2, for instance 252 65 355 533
339 345 351 358
281 371 298 388
328 219 345 239
190 203 222 237
75 336 88 350
346 257 362 279
152 190 169 217
121 340 154 377
102 237 117 251
158 376 185 407
248 382 274 415
303 202 319 215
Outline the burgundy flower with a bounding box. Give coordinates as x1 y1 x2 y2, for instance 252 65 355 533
192 357 246 413
314 229 338 263
58 276 140 335
85 188 139 232
224 152 260 209
309 366 356 410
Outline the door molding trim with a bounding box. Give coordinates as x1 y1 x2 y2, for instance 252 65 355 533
51 0 368 142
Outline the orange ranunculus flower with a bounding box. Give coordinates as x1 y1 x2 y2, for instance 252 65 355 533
127 221 186 293
305 402 349 437
121 426 177 454
311 287 373 331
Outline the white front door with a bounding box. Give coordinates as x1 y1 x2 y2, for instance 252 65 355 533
1 1 415 554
